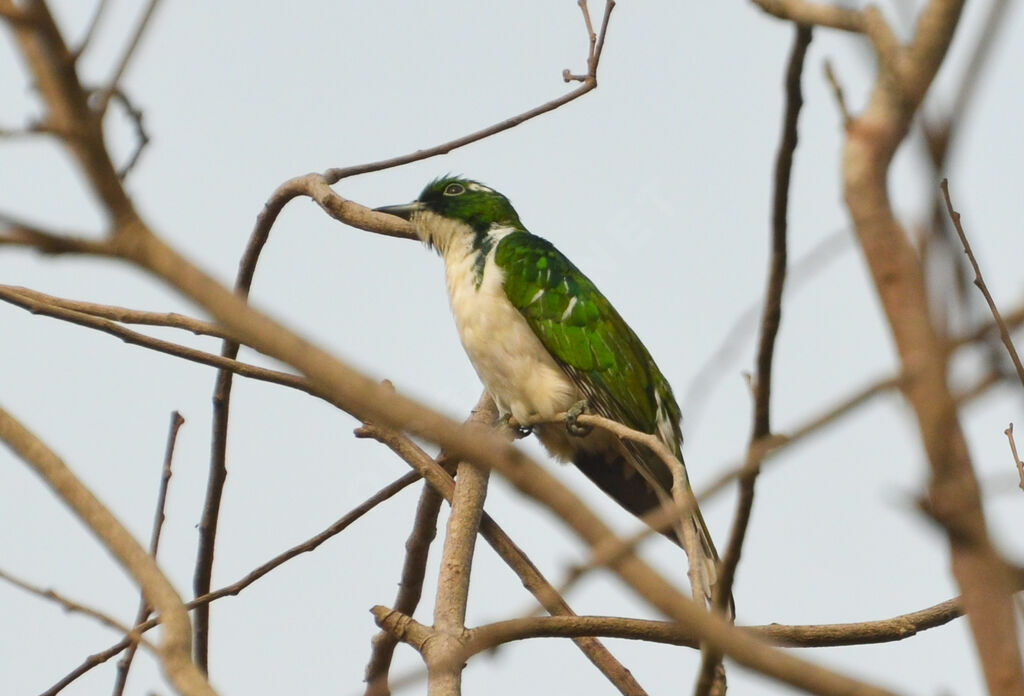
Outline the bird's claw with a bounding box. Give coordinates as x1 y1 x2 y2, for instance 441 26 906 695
565 400 592 437
497 413 533 439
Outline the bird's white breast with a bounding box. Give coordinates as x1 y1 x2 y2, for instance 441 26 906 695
441 231 580 428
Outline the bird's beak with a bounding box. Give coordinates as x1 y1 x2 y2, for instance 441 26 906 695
373 201 423 220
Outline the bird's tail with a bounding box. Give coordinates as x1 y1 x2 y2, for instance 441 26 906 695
675 494 721 607
571 441 731 614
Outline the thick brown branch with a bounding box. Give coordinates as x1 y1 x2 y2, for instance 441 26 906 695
842 0 1024 692
43 470 420 695
751 0 863 33
357 416 649 696
357 425 897 696
426 396 496 695
8 1 134 222
0 405 215 696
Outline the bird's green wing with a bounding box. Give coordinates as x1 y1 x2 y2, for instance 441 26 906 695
494 231 682 460
496 231 723 584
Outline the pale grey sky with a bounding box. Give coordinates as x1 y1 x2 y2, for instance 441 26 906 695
2 2 1023 695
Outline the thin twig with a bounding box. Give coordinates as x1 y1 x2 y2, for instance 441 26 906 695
919 0 1010 340
941 179 1024 391
0 567 151 649
110 88 150 179
823 59 851 127
463 593 967 656
0 405 215 696
0 213 114 255
698 30 811 696
1005 424 1024 493
72 0 110 59
111 411 185 696
93 0 164 114
0 285 312 394
363 395 493 696
42 470 420 695
0 285 233 339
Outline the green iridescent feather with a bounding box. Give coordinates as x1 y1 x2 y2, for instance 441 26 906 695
494 231 683 468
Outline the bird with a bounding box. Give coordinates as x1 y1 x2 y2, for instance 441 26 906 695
376 176 720 601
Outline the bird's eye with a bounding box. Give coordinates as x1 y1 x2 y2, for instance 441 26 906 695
443 183 465 196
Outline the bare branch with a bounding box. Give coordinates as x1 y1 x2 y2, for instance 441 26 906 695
0 4 25 21
357 414 649 696
0 405 215 696
93 0 164 114
72 0 110 59
941 179 1024 392
840 0 1024 689
563 0 614 81
428 432 493 694
823 60 851 127
7 2 134 220
1006 424 1024 494
0 285 232 339
697 23 812 695
364 483 445 696
0 285 313 394
112 411 185 696
463 594 966 656
0 566 152 649
0 213 113 254
365 395 491 696
43 469 421 694
356 424 900 696
750 0 864 33
561 360 1001 599
110 87 150 179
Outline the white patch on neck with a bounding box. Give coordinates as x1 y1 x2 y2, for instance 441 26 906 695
436 227 579 430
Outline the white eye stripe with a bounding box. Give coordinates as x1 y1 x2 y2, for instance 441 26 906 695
467 182 493 193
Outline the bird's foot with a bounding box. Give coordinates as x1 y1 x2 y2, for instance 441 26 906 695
497 413 533 439
565 400 592 437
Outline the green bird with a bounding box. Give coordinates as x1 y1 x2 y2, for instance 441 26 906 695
376 176 719 599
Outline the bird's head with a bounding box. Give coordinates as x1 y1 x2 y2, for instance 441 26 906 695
375 176 523 254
